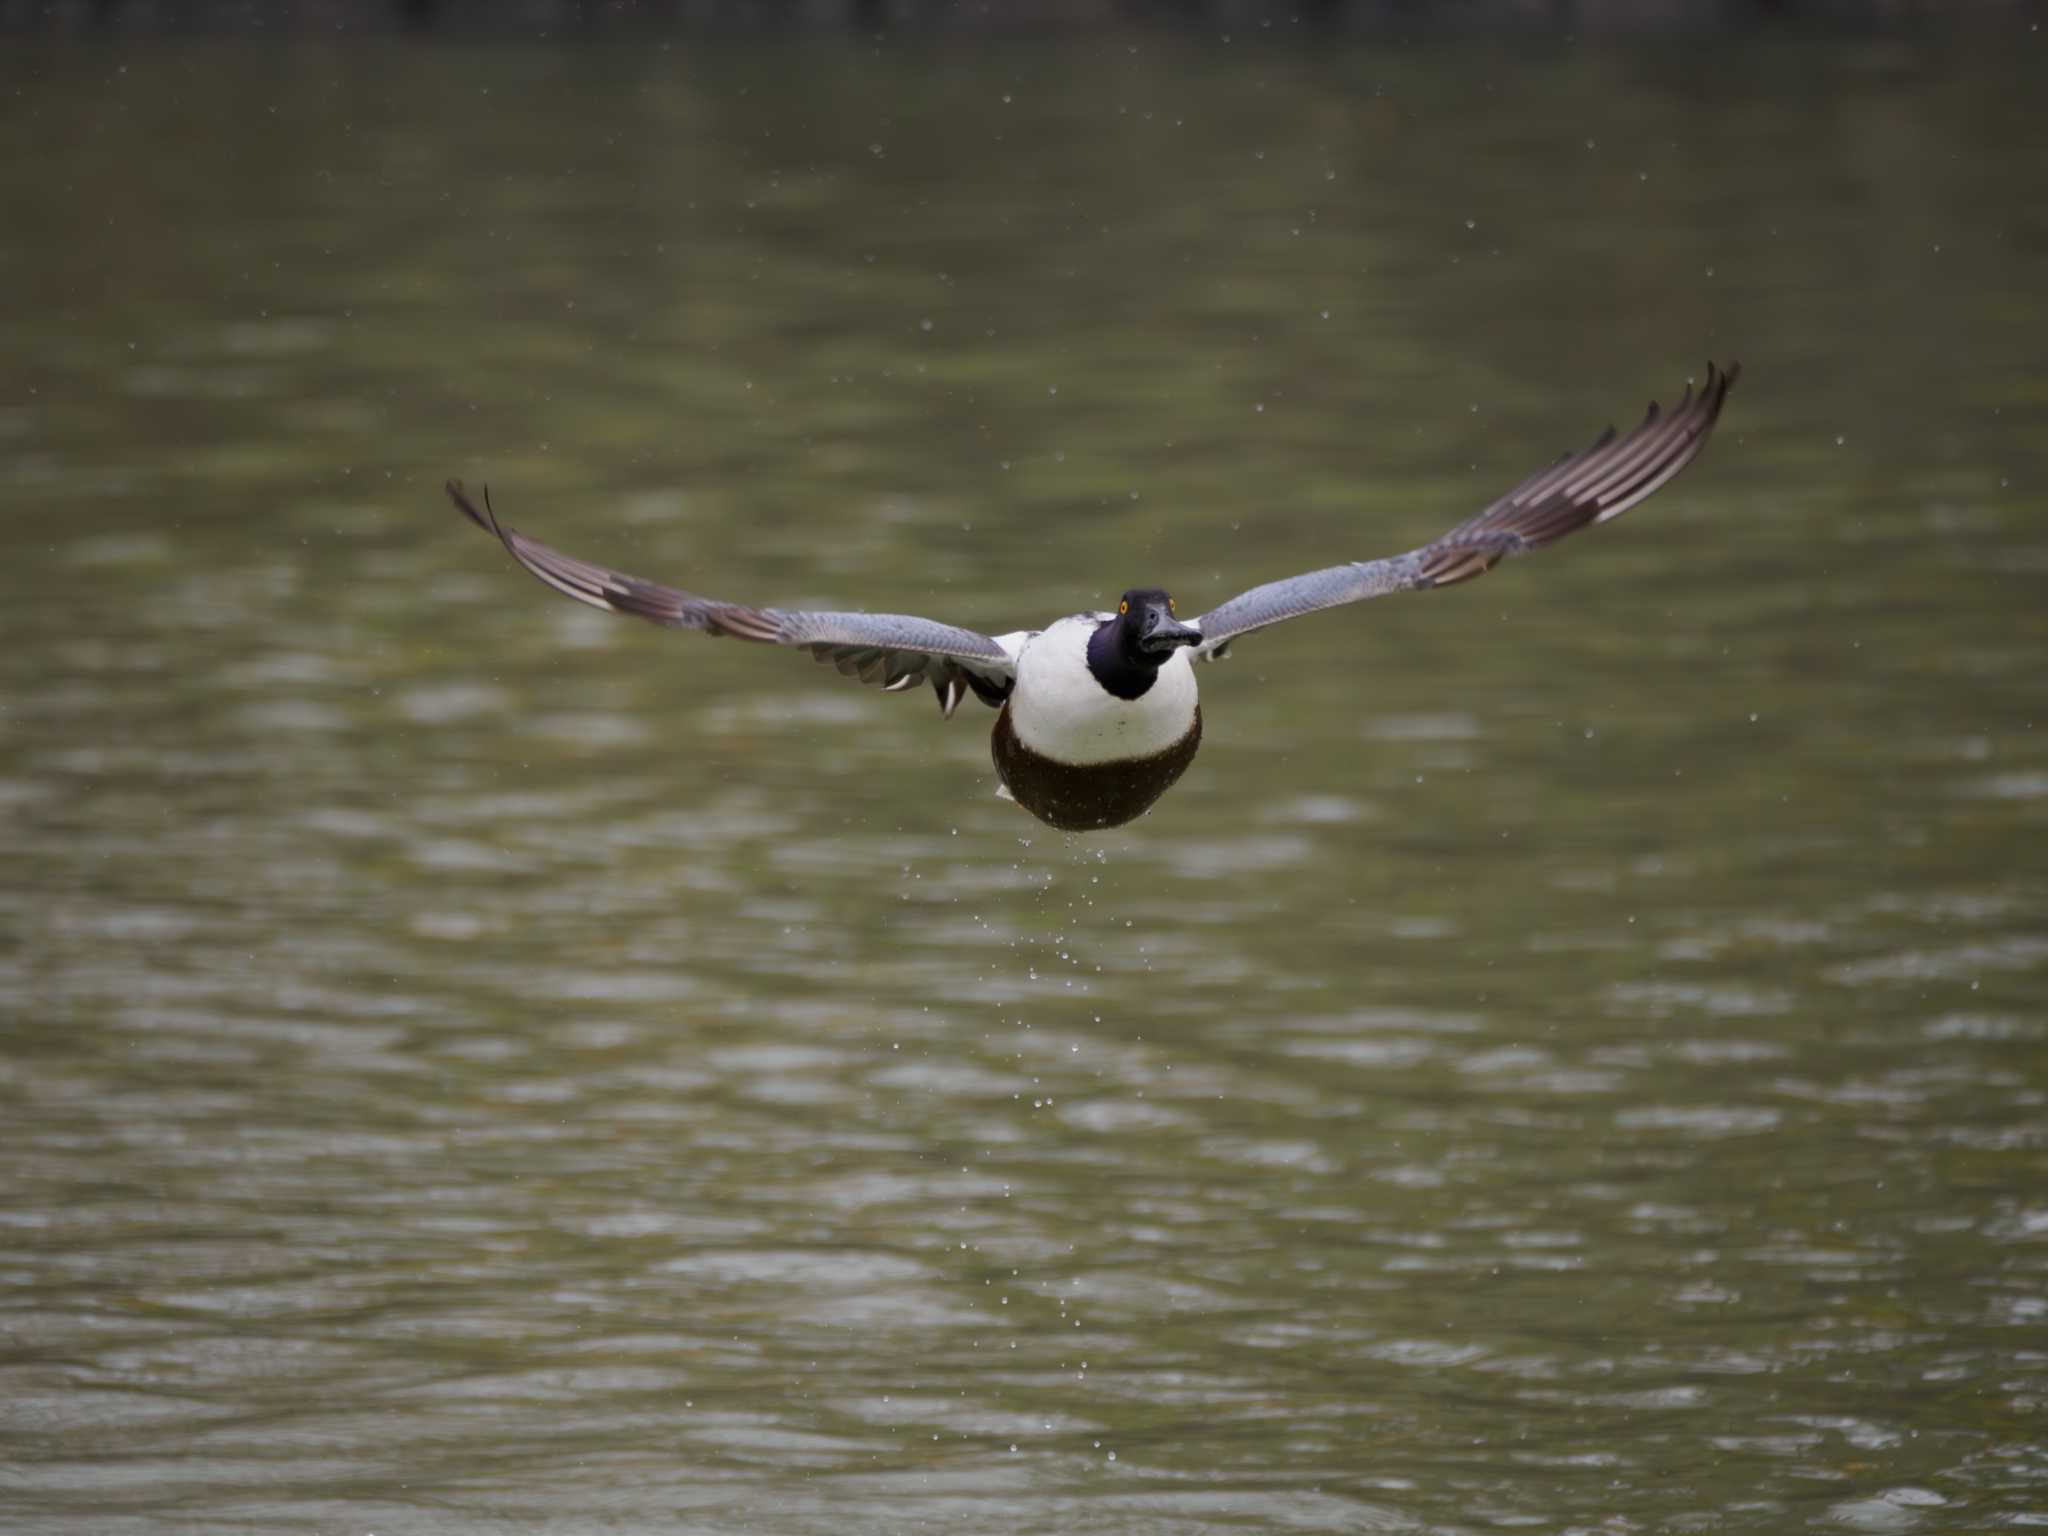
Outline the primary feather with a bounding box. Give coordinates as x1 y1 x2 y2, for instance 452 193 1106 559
444 480 1015 717
1191 362 1737 658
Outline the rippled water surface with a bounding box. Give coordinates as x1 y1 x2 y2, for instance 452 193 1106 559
3 26 2046 1534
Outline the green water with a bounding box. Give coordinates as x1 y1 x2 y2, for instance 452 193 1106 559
2 27 2044 1534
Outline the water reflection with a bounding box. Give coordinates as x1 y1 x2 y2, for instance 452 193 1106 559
3 23 2046 1536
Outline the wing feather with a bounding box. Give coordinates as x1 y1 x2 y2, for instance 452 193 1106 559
1191 362 1737 657
446 481 1014 716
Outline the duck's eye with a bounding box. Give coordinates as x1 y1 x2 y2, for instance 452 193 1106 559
1168 597 1176 614
1118 600 1129 616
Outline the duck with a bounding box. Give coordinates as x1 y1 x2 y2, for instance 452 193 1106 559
446 361 1737 832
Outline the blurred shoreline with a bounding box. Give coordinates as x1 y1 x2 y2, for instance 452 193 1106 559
4 0 2037 38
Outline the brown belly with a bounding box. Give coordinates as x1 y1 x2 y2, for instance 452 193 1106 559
990 704 1202 832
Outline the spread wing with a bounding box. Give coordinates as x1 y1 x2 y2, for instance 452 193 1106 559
1190 362 1738 659
446 481 1015 718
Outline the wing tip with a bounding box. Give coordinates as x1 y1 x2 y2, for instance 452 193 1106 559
1634 359 1739 441
446 478 514 555
445 477 493 534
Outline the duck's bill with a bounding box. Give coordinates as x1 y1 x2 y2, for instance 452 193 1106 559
1140 616 1203 656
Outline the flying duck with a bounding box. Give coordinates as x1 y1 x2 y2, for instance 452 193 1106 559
447 361 1737 832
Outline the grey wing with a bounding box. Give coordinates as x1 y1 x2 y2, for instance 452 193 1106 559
1191 362 1738 659
446 481 1015 718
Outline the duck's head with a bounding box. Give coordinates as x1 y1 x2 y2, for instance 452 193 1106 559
1113 588 1203 661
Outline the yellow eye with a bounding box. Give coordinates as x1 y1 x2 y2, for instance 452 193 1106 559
1168 597 1176 614
1118 600 1129 615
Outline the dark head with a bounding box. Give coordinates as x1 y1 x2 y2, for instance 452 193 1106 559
1086 588 1203 700
1116 589 1202 660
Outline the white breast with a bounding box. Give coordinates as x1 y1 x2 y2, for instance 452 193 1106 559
1007 615 1200 766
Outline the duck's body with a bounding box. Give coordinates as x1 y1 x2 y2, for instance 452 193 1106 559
444 361 1737 832
995 613 1205 830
